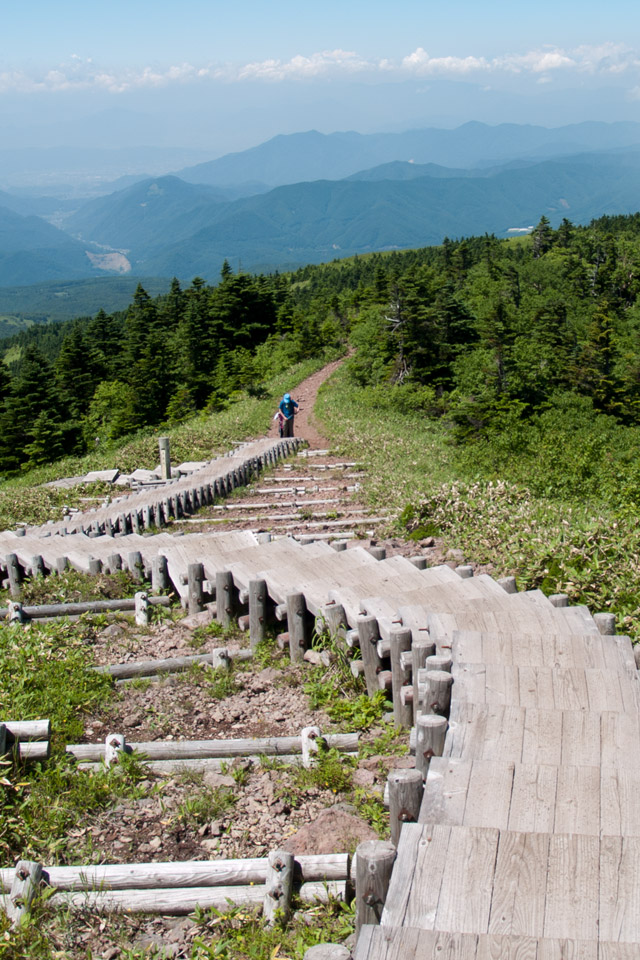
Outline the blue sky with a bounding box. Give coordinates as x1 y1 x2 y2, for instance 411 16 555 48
1 1 639 171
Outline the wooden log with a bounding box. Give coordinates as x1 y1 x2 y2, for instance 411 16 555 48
29 555 45 579
412 636 436 722
67 732 359 763
399 686 413 706
594 612 616 635
421 669 453 717
188 563 205 615
1 596 171 621
303 946 350 960
106 553 122 574
350 661 365 678
354 840 396 936
301 726 321 768
101 649 253 681
376 670 392 692
357 616 383 697
46 880 346 915
215 570 235 628
387 769 423 845
263 850 294 923
497 576 517 594
79 752 358 774
128 551 144 582
409 557 427 570
135 592 149 626
425 654 452 673
286 592 310 663
105 733 126 768
158 436 171 480
389 627 413 728
0 854 350 893
414 714 448 779
5 553 22 597
5 860 43 926
549 593 569 607
249 579 267 650
8 601 25 625
0 723 5 759
322 602 347 643
346 629 359 649
4 720 50 741
151 556 169 593
18 742 49 760
275 603 288 622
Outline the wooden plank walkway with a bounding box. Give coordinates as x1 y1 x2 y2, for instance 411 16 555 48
355 570 640 957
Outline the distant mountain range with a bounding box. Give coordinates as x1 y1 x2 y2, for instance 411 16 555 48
175 121 640 187
2 121 640 299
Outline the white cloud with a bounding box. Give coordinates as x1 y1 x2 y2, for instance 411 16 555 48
0 42 639 95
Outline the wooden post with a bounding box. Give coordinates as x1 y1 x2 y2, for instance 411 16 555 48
355 840 396 936
151 556 169 593
387 768 423 845
211 648 231 671
105 733 126 768
301 726 322 768
0 723 5 759
389 627 413 728
8 600 25 625
322 602 348 646
6 860 43 926
29 555 45 579
594 612 616 635
286 591 310 663
330 541 347 553
6 554 22 597
117 513 128 535
409 557 427 569
415 714 448 779
549 593 569 607
263 849 294 924
248 579 267 649
425 654 452 673
128 551 144 582
159 436 171 480
497 576 517 594
303 946 351 960
368 546 386 561
135 591 149 626
188 563 205 616
132 510 141 534
143 505 152 529
106 553 122 574
412 636 436 722
55 556 69 574
421 669 454 718
215 570 235 628
455 565 473 578
357 616 383 696
88 557 102 576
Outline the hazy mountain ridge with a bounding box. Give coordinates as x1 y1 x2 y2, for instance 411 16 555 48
175 120 640 187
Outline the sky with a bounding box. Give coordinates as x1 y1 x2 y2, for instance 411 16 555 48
1 0 640 185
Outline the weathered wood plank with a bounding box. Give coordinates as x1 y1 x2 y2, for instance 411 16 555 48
544 834 599 941
554 766 600 837
435 825 499 934
508 764 557 835
489 831 550 938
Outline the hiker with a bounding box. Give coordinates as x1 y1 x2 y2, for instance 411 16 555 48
277 392 299 437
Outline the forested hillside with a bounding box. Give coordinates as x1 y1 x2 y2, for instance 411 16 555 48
3 211 640 479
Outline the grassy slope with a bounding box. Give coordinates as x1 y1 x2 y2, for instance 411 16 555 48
0 356 328 529
316 365 640 640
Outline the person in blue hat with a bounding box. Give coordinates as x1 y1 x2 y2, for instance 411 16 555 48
277 392 299 437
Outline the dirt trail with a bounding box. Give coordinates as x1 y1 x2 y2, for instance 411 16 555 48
268 356 344 449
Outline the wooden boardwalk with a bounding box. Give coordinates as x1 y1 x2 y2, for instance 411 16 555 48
3 430 638 952
354 588 640 958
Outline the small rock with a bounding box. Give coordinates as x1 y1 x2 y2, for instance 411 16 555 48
352 768 376 787
303 650 323 665
281 806 378 855
181 610 212 629
148 836 162 851
421 537 435 547
209 820 223 836
445 548 464 562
